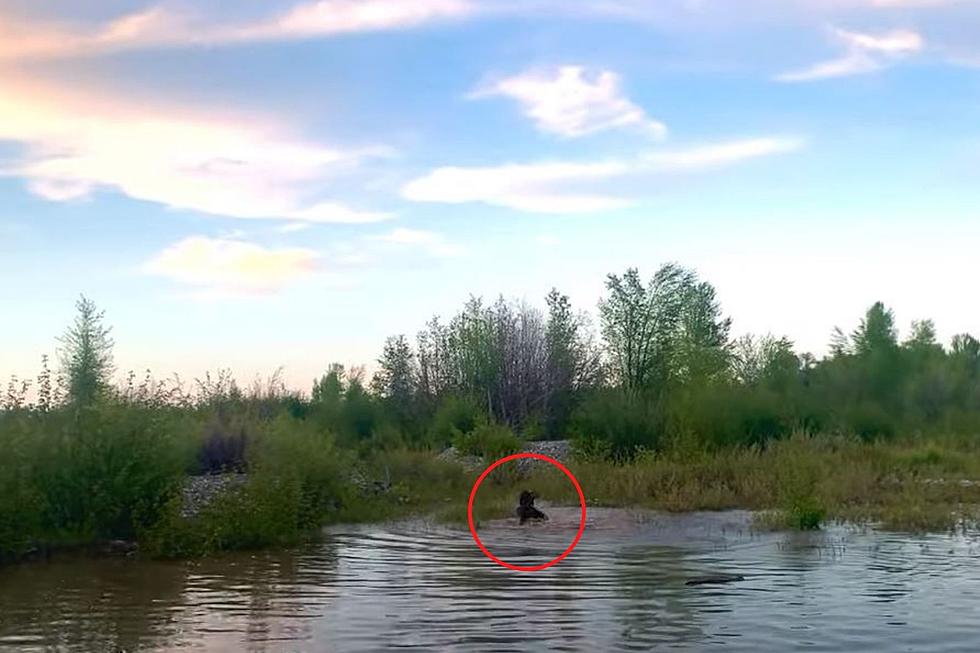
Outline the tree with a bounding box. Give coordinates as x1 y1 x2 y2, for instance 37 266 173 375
600 265 693 394
852 302 898 356
416 317 453 404
600 264 728 394
673 279 732 384
58 295 114 406
905 319 939 350
829 326 850 358
371 335 417 427
312 364 345 405
850 302 903 412
733 334 798 386
448 297 499 414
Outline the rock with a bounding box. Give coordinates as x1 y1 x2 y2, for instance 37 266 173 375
436 446 484 471
437 440 572 474
180 473 249 519
515 440 571 474
685 573 745 586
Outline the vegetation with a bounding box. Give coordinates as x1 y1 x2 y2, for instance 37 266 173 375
4 262 980 562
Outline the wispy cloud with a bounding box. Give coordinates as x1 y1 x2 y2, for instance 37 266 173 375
143 236 320 294
402 161 632 213
0 74 390 222
776 26 924 81
644 137 804 170
402 137 801 213
0 0 476 61
369 228 464 257
470 65 666 139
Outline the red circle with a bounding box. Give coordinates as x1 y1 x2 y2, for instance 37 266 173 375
467 452 586 572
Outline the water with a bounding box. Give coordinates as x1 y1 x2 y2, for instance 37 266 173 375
3 510 980 652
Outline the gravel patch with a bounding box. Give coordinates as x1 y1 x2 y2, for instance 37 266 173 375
438 439 573 474
180 473 248 519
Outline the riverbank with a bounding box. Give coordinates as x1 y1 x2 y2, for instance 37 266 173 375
6 427 980 566
344 434 980 536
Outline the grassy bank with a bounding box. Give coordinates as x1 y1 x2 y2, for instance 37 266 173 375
426 434 980 534
5 399 980 565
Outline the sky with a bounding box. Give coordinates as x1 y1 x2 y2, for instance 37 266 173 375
1 0 979 391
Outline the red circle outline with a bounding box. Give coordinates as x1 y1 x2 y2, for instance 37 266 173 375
467 452 586 572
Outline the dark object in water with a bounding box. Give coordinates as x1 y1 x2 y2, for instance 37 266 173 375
685 573 745 586
516 490 548 524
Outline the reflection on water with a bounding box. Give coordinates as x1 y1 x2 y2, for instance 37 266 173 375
3 511 980 652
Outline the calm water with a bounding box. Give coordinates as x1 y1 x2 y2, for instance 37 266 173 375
3 510 980 652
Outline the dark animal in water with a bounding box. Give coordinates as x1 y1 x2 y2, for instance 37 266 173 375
516 490 548 524
685 573 745 586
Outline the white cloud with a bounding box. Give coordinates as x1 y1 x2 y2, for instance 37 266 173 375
777 26 924 81
370 228 464 257
644 137 804 170
835 27 923 54
471 65 666 139
402 137 801 213
143 236 320 294
0 0 476 60
402 161 632 213
0 74 389 222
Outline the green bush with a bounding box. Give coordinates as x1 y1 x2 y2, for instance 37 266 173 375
571 433 613 462
0 415 45 560
37 403 190 542
570 390 664 460
146 415 349 557
452 422 521 460
430 395 484 447
785 494 826 530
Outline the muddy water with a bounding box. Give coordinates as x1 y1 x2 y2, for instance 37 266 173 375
3 509 980 652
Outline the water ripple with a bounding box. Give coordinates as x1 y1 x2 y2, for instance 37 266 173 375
4 514 980 651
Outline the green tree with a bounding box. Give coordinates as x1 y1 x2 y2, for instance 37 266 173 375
673 279 732 384
58 295 114 406
544 288 601 435
371 335 417 430
600 264 693 394
852 301 898 356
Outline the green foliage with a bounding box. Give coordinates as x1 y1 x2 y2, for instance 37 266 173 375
570 390 664 459
146 416 348 557
430 394 484 447
600 264 731 394
38 404 191 541
452 422 521 460
371 335 418 434
58 295 115 406
15 269 980 563
0 402 191 558
0 417 44 560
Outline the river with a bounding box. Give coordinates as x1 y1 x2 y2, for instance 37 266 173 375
2 509 980 652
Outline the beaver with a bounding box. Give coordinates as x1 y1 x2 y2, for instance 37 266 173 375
516 490 548 524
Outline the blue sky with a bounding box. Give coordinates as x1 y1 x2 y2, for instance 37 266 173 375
1 0 978 390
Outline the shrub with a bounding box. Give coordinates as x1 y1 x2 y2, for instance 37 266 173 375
146 416 349 556
453 422 521 460
570 390 664 460
785 494 826 530
34 402 191 542
0 414 45 560
430 395 484 447
571 433 613 462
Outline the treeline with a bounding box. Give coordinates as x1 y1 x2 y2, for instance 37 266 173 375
368 263 980 456
4 264 980 460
